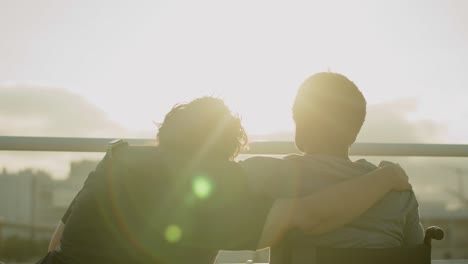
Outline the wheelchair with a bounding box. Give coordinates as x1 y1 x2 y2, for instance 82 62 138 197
270 226 444 264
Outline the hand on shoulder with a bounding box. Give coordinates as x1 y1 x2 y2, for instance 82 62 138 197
378 160 412 192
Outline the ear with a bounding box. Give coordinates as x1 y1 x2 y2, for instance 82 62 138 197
294 122 306 152
344 128 359 146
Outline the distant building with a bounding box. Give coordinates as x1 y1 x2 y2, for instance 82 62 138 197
0 169 52 224
0 160 98 239
0 168 55 239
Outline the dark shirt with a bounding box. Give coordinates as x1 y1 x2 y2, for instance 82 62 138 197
56 146 274 264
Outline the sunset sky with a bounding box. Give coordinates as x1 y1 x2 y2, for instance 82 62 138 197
0 0 467 141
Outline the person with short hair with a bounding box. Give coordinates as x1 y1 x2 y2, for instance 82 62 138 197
245 73 423 248
42 96 411 264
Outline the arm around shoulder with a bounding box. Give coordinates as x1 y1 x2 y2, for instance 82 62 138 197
293 163 412 234
258 164 411 247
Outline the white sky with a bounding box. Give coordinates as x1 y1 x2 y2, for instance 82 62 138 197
1 0 468 139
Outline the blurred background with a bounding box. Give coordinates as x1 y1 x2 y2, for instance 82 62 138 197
0 0 467 262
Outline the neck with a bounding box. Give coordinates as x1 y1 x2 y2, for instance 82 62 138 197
304 144 350 160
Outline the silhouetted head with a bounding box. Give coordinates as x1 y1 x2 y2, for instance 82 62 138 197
157 97 247 161
292 72 366 154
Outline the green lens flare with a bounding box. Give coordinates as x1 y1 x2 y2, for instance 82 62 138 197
192 176 213 199
165 225 182 243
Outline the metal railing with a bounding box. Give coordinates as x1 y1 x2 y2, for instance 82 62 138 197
2 136 468 157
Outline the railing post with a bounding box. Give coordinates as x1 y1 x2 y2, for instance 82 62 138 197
30 175 37 243
0 219 3 257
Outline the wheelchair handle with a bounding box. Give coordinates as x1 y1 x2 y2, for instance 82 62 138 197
424 226 444 245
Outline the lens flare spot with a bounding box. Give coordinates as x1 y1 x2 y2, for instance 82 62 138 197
165 225 182 243
192 176 213 199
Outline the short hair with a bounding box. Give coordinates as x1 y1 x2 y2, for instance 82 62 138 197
157 97 248 161
292 72 366 148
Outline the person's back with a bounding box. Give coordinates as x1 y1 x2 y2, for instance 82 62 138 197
58 145 273 264
283 154 422 247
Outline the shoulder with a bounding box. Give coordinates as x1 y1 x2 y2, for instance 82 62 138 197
354 159 378 170
239 156 297 181
106 139 163 172
240 156 288 170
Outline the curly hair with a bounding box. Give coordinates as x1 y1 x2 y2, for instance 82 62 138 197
157 97 248 161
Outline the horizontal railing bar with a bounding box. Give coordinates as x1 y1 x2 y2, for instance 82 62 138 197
247 141 468 157
0 136 154 152
1 136 468 157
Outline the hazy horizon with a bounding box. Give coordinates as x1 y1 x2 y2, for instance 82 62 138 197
0 82 461 178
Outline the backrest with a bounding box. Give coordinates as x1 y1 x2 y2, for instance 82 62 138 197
271 245 430 264
269 227 445 264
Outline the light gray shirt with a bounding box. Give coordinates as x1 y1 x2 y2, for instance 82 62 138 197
241 154 424 248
